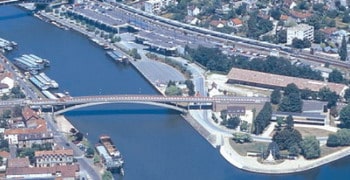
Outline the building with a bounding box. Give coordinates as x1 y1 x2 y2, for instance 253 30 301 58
6 157 79 179
287 24 314 45
227 18 243 28
227 68 348 96
4 107 53 148
0 74 14 95
35 149 74 167
144 0 162 14
187 5 201 16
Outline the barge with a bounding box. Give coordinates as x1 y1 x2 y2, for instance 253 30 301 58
96 135 124 174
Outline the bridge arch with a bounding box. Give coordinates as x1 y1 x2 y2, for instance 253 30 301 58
53 101 187 115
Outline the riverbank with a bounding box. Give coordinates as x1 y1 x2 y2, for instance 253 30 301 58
55 115 75 133
30 7 350 176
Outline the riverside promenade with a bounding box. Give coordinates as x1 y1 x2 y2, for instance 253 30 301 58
34 9 350 175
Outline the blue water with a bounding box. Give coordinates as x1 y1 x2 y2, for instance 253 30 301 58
1 6 350 180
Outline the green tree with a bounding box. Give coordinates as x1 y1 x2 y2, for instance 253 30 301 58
102 170 113 180
270 89 281 104
85 146 95 158
344 88 350 102
314 30 326 44
339 105 350 128
277 29 287 43
130 48 141 59
184 80 195 96
253 102 272 134
285 115 294 129
270 8 281 20
284 83 299 96
272 128 302 150
328 69 344 83
300 136 320 159
240 120 249 132
339 36 348 61
265 142 280 159
288 144 300 156
278 93 303 113
2 110 11 119
342 14 350 23
165 85 183 96
222 116 241 129
327 134 340 147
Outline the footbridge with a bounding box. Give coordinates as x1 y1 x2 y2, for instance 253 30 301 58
0 94 269 114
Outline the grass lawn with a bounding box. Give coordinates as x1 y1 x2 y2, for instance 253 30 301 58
320 145 345 156
294 127 333 137
229 139 269 156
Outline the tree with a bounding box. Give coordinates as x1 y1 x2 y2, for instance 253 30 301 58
253 102 272 134
165 85 182 96
184 80 195 96
330 129 350 146
339 105 350 128
285 115 294 129
102 170 113 180
232 133 252 143
266 142 280 159
284 83 299 96
342 14 350 23
339 36 347 61
277 30 287 44
278 93 303 113
314 30 326 44
222 116 241 129
327 134 340 147
272 128 302 150
300 136 320 159
240 121 249 132
85 146 95 158
74 132 84 142
70 128 77 134
270 8 281 20
318 87 339 108
270 89 281 104
328 69 344 83
130 48 141 59
292 38 311 49
2 110 11 119
344 88 350 102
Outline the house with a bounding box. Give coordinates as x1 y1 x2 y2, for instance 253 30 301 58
227 18 243 28
216 3 231 15
6 157 80 179
290 10 312 22
184 16 200 25
210 20 226 28
283 0 297 9
35 149 74 167
4 107 53 148
187 5 200 16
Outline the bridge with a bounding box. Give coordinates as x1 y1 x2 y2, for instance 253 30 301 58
0 94 269 114
0 0 55 6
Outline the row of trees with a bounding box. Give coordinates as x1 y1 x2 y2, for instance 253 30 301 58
253 102 272 135
271 83 340 113
186 46 324 82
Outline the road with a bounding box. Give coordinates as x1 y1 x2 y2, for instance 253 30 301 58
43 113 101 180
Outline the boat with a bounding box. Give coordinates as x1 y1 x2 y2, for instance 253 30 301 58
95 135 124 173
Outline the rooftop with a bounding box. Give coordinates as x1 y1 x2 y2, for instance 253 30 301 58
227 68 348 95
35 149 74 157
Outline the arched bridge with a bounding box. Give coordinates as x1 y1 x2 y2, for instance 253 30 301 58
0 0 55 6
0 94 269 114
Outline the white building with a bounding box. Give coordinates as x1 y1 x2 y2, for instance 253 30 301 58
287 24 314 45
144 0 176 14
145 0 162 14
0 76 14 94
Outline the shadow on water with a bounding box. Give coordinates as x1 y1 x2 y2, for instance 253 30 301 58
65 108 180 116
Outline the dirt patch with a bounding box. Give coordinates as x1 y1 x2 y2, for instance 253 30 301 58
295 127 333 137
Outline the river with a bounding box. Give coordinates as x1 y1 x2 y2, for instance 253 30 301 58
1 6 350 180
